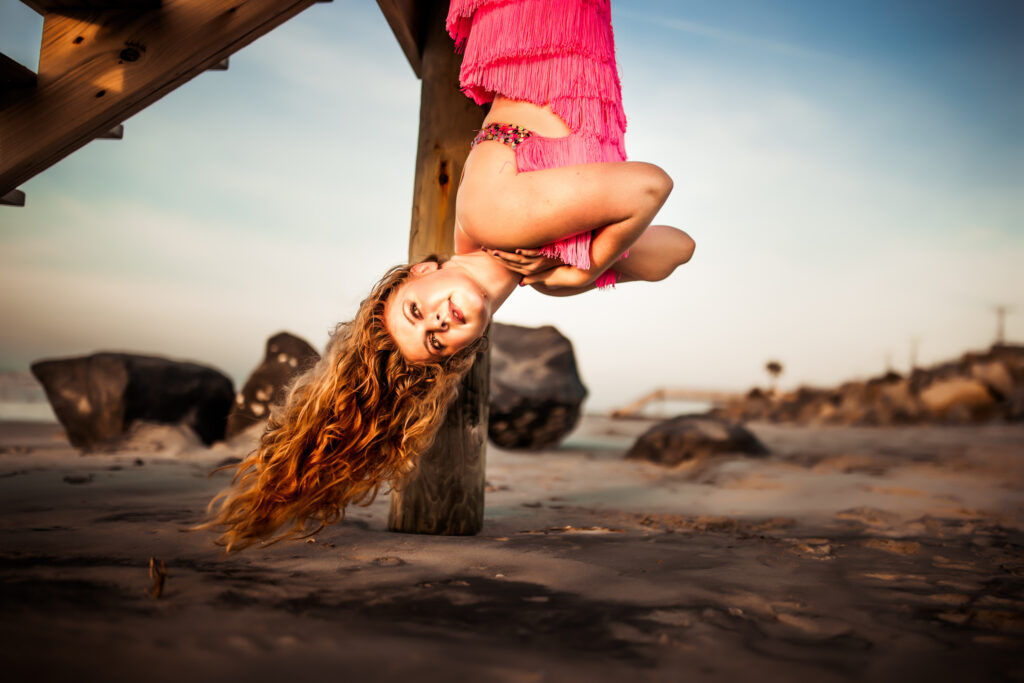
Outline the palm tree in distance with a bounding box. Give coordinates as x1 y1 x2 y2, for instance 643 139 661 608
765 360 784 395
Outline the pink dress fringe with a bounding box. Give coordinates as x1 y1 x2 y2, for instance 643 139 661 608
447 0 627 288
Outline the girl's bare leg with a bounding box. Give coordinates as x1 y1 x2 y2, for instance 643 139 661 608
457 143 673 282
613 225 695 283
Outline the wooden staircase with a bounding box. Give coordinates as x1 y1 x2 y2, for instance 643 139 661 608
0 0 327 206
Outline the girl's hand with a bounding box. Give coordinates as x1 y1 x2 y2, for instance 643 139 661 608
521 264 595 289
483 248 563 276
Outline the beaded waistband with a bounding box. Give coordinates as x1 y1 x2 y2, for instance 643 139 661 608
471 122 534 149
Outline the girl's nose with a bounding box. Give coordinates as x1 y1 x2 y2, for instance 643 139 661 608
434 310 448 330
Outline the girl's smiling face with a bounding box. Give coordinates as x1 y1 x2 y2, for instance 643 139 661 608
384 260 490 362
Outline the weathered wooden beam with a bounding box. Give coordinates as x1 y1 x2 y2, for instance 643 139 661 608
387 0 488 535
0 0 321 194
388 345 489 534
0 53 37 89
376 0 422 78
97 123 123 139
207 57 229 71
1 189 27 206
21 1 161 13
0 53 38 111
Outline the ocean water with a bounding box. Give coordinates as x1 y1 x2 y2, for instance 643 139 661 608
0 371 55 422
0 401 56 422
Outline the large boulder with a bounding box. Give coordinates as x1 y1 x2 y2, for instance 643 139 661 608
226 332 320 438
626 415 769 466
1007 386 1024 422
919 377 997 422
31 353 234 449
971 360 1014 400
488 322 588 450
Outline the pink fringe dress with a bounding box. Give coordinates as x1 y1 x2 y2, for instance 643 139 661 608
447 0 627 288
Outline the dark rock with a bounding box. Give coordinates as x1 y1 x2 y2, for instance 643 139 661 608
31 353 234 449
971 360 1014 400
1006 386 1024 421
625 415 768 466
487 323 588 450
225 332 320 439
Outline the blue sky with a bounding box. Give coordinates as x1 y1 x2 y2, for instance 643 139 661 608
1 0 1021 411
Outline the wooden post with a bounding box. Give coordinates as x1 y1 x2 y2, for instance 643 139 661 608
387 0 488 535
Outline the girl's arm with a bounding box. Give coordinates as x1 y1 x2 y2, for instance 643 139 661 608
488 225 695 294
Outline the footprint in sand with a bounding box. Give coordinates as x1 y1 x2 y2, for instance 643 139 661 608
927 593 971 607
932 555 980 572
775 612 853 639
863 538 921 555
836 506 902 529
785 538 837 560
861 572 930 588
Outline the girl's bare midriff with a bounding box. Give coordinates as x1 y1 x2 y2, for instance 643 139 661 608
483 96 572 138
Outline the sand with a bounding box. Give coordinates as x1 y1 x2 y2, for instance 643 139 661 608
1 416 1022 682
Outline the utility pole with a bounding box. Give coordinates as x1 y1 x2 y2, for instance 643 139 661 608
993 305 1010 346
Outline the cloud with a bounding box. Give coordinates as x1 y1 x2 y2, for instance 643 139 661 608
614 8 832 61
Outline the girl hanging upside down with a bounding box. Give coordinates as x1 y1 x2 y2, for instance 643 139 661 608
204 0 695 551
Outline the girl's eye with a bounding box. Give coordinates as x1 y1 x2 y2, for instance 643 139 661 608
430 334 444 351
410 302 421 319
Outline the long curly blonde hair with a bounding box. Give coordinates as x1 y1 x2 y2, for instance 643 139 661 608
204 262 484 552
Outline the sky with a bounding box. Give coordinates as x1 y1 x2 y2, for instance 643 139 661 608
1 0 1022 412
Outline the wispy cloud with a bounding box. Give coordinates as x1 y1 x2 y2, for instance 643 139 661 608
615 8 831 61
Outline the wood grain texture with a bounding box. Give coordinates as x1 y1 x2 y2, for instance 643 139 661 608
388 343 489 535
388 0 489 536
22 1 161 14
405 0 483 262
376 0 421 78
1 0 320 194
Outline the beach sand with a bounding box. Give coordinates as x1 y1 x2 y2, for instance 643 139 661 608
1 416 1022 682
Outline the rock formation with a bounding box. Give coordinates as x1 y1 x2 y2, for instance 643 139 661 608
225 332 321 439
31 353 234 449
488 323 588 450
712 344 1024 426
625 415 769 466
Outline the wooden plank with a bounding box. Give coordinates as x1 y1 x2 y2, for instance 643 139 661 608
387 345 489 534
97 123 123 139
376 0 422 78
0 53 37 88
1 189 26 206
404 1 482 261
387 0 488 536
0 0 320 194
21 1 161 13
0 54 38 112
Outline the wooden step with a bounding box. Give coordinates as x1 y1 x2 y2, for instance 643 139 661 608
1 0 322 195
0 54 37 112
1 189 26 207
97 123 123 139
0 53 37 89
22 1 161 12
